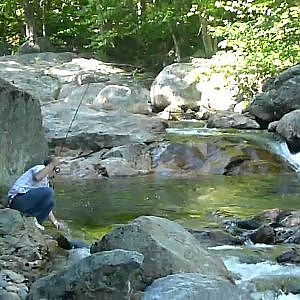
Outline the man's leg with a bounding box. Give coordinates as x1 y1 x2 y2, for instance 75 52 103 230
10 187 55 225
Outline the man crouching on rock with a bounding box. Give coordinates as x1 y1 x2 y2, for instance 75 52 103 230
7 157 64 231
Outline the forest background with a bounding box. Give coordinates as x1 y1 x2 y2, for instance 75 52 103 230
0 0 299 93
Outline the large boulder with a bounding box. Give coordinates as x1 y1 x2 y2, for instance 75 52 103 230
150 52 243 114
43 102 166 154
0 78 48 187
142 273 252 300
28 249 144 300
150 63 201 111
91 216 231 286
249 64 300 124
270 109 300 153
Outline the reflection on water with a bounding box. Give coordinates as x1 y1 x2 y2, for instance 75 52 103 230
54 173 300 242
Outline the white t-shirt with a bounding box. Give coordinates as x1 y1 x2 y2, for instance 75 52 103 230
8 165 49 199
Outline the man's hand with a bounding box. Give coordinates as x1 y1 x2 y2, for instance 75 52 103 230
53 220 65 230
50 157 60 168
49 211 64 230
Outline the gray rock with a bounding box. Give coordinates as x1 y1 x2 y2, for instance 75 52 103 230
94 84 151 114
91 216 232 286
249 64 300 123
207 111 260 129
150 63 201 111
0 290 20 300
151 138 289 177
18 37 54 54
151 52 243 113
0 210 49 282
249 225 275 244
28 250 144 300
277 248 300 264
142 273 252 300
188 229 245 247
275 109 300 153
0 270 25 284
0 79 48 187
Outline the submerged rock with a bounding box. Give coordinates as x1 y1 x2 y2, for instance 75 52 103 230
28 250 144 300
151 136 290 177
91 216 232 286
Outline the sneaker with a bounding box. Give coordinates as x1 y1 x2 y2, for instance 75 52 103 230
34 218 45 231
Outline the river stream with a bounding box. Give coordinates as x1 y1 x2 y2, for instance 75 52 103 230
54 124 300 299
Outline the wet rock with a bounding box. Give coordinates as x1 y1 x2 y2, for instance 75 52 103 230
59 144 153 178
249 225 275 244
274 227 296 243
142 273 252 300
253 209 290 226
283 227 300 244
151 137 289 177
237 219 261 230
91 216 232 286
249 64 300 124
28 250 144 300
268 120 279 132
207 111 260 129
55 234 89 250
188 229 245 247
276 247 300 264
275 109 300 153
280 211 300 227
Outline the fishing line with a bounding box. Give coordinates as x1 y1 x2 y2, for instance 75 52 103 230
58 83 90 156
54 83 90 174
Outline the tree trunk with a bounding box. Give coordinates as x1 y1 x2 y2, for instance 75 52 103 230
22 0 37 42
169 24 181 62
199 15 216 58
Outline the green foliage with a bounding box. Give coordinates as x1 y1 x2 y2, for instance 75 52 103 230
0 0 299 81
213 0 300 77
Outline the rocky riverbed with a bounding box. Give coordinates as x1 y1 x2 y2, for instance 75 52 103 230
0 51 300 299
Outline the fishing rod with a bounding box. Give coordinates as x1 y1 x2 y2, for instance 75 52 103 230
54 83 90 175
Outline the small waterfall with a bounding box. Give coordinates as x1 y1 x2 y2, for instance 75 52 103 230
270 142 300 172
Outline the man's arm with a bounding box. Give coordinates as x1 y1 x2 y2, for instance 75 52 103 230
48 211 64 230
33 158 60 181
